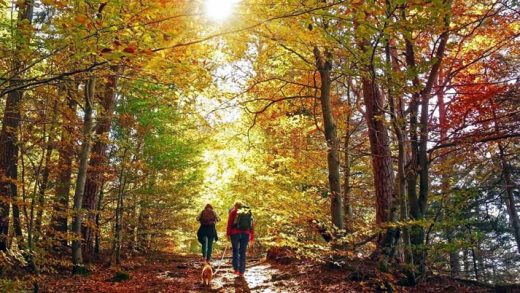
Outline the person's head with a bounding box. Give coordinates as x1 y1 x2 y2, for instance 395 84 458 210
233 201 242 209
204 203 213 210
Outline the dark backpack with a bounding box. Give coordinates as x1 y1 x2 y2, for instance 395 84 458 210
233 206 253 230
200 209 216 225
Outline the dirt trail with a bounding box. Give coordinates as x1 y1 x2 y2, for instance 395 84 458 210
158 257 301 292
41 252 301 293
39 251 492 292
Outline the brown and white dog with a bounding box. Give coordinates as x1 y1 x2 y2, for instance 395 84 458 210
201 261 213 286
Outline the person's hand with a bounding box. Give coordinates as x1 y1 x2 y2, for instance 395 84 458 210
227 235 230 241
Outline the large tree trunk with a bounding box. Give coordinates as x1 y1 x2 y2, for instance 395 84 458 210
82 71 118 261
360 75 398 256
352 10 399 259
313 47 345 231
354 29 398 257
0 0 34 251
385 36 412 265
51 96 77 247
404 36 425 274
0 86 23 251
72 77 95 274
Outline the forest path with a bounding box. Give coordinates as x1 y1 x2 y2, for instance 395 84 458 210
172 257 302 292
39 250 492 292
41 251 302 293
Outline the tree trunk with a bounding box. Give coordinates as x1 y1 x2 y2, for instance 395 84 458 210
313 47 345 231
463 249 470 278
402 5 450 272
353 12 398 258
72 77 95 274
51 97 77 247
0 0 34 251
0 80 22 249
498 143 520 253
343 114 353 226
113 148 128 265
404 35 425 274
488 101 520 253
94 187 104 254
82 70 118 261
385 37 412 265
360 74 398 256
354 32 398 257
471 246 479 281
437 79 461 276
343 86 354 228
34 101 58 243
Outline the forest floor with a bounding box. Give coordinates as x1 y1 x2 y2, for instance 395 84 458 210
34 249 497 293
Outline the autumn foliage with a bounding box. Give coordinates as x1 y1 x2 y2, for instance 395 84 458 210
0 0 519 291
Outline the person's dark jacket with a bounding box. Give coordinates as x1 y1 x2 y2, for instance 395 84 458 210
197 209 219 243
197 224 218 243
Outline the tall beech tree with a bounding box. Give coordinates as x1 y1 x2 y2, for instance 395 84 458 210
0 0 34 251
82 70 119 261
314 47 345 231
401 1 451 274
72 77 95 274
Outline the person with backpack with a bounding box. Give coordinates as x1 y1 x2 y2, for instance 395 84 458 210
226 201 254 276
197 204 219 262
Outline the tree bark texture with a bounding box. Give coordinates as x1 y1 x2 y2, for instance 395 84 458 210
354 24 398 256
313 47 345 231
498 143 520 253
437 81 461 276
0 0 34 251
51 97 77 246
403 6 449 272
34 101 58 243
72 77 95 272
82 71 118 261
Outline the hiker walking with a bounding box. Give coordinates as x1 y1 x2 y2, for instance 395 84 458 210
227 201 254 276
197 204 219 262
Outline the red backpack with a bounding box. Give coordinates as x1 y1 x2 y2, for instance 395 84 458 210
200 209 216 225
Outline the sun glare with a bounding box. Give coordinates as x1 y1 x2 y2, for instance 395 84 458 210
205 0 238 21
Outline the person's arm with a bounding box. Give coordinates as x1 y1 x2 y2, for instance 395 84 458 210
196 211 201 222
212 210 220 222
249 221 255 242
227 209 235 238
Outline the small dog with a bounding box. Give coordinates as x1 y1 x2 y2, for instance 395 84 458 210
201 261 213 286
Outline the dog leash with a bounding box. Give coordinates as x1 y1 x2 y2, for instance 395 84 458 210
212 244 229 275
